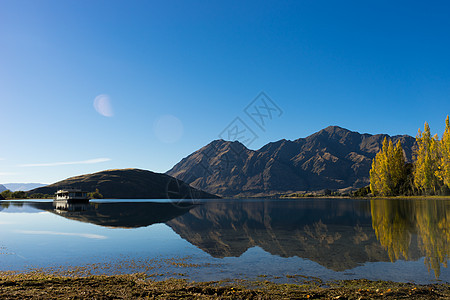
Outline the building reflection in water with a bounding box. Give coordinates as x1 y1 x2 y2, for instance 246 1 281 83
53 200 89 213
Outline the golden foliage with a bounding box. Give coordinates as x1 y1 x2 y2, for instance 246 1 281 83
437 116 450 189
414 122 442 194
371 116 450 196
370 138 406 196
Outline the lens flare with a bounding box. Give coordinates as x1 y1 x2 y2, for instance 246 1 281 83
93 94 114 117
153 114 184 143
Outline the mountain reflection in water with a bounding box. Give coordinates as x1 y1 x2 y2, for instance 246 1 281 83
167 200 394 272
17 198 450 279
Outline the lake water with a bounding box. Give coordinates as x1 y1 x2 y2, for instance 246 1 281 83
0 198 449 284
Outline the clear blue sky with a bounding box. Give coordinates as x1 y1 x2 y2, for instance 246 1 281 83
1 0 450 183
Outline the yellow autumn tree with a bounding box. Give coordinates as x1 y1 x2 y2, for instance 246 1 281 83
370 138 407 196
391 140 407 194
370 137 390 196
414 122 441 195
437 115 450 189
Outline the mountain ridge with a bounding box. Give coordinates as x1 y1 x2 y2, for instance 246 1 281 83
29 168 219 199
2 183 46 191
167 126 416 197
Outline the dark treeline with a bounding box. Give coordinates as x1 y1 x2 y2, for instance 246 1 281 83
0 190 53 199
0 188 103 200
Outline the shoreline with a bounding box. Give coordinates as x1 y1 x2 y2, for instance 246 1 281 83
1 272 449 299
3 195 450 201
280 195 450 200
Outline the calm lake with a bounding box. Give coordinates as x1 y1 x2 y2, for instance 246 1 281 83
0 198 449 284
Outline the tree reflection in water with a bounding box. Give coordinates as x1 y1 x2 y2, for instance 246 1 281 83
371 199 450 278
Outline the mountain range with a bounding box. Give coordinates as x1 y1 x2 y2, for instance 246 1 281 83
30 168 218 199
1 183 46 191
167 126 416 197
22 126 417 199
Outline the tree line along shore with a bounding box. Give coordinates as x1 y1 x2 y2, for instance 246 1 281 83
369 116 450 197
0 189 103 200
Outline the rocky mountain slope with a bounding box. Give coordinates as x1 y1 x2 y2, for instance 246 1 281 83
29 168 218 199
167 126 416 197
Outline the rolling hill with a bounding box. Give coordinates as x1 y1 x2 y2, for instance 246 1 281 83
29 168 218 199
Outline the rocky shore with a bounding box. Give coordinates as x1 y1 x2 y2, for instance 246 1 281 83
1 272 449 299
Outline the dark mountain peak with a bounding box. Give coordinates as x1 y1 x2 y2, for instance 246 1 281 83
208 139 227 146
192 140 250 158
307 126 360 141
208 139 249 151
291 126 356 147
322 125 352 134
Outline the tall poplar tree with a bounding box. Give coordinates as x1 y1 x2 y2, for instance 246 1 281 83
370 137 389 196
391 140 407 194
438 115 450 189
370 138 407 196
413 122 441 194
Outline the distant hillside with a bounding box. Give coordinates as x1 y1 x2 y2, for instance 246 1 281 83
167 126 416 197
0 184 7 193
30 168 219 199
3 183 46 191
